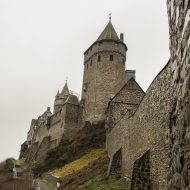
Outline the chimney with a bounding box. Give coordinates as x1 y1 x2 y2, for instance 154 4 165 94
120 33 124 42
125 70 136 83
47 107 51 112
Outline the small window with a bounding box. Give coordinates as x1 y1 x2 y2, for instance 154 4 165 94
182 0 185 9
110 55 113 61
123 58 125 65
90 60 92 66
87 63 88 69
98 55 101 62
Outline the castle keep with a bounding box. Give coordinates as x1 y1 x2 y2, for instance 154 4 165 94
20 1 190 189
81 20 127 123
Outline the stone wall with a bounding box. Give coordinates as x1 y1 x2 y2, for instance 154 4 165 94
105 78 145 130
35 136 51 164
130 150 151 190
107 148 122 176
107 60 176 189
167 0 190 189
81 40 127 123
64 103 82 130
25 100 82 163
25 142 38 164
34 114 63 146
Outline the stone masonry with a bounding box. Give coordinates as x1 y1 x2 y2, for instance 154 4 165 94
167 0 190 189
130 150 151 190
105 78 145 131
20 4 190 188
106 60 176 189
21 82 82 164
81 21 127 124
106 1 190 189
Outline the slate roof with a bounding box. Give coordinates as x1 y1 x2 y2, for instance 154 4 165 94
56 90 60 97
61 82 70 96
97 21 120 41
65 95 79 105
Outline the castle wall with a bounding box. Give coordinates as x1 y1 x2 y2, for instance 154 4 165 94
25 101 82 163
167 0 190 189
54 97 65 113
130 150 151 190
107 60 176 189
49 111 64 144
82 41 126 123
35 136 51 164
64 103 81 130
25 142 39 164
33 111 63 148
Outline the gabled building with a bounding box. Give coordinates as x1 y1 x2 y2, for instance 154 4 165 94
105 77 145 131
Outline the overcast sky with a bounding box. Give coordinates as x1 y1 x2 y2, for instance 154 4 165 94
0 0 170 162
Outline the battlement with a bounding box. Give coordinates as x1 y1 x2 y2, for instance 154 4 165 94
84 40 126 64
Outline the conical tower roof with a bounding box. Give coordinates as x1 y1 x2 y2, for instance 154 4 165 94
61 81 69 96
97 21 120 41
65 95 79 105
55 90 60 97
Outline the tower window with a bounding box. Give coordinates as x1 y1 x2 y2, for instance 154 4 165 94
90 60 92 66
110 55 113 61
98 55 101 62
87 63 88 69
98 42 102 46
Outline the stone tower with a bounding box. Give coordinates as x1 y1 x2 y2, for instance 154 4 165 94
81 20 128 123
54 81 70 113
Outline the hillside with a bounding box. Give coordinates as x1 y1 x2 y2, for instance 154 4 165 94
32 122 128 189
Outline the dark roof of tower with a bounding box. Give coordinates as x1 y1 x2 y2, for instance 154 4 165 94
65 95 79 105
84 21 127 54
61 82 69 96
97 21 120 41
56 90 60 97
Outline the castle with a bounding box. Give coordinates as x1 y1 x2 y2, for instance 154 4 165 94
20 1 190 189
20 18 137 160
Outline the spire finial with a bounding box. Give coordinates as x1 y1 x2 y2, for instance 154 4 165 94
66 76 68 84
109 13 112 22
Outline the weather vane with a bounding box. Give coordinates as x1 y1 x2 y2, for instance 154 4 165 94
109 13 112 21
66 76 68 83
